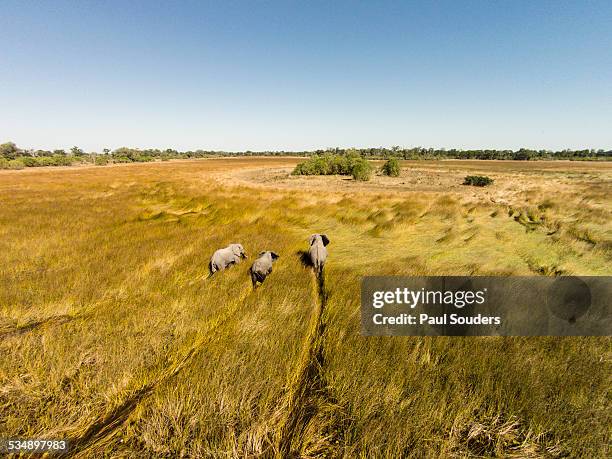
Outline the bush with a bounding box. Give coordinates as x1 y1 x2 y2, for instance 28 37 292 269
21 156 38 167
50 155 74 166
293 155 333 175
292 154 372 181
9 160 24 169
463 175 494 187
381 158 401 177
113 156 132 163
351 157 373 181
328 155 348 174
9 155 75 167
133 155 154 163
0 158 25 170
95 156 110 166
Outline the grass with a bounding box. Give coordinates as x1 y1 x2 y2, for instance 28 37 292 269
0 158 610 457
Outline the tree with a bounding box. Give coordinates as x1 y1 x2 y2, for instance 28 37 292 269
0 142 19 160
70 146 84 156
103 148 111 155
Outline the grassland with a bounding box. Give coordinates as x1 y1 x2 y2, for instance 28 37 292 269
0 158 610 457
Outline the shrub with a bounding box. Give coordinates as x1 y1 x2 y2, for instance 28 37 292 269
463 175 494 187
293 155 332 175
133 154 154 163
381 158 401 177
292 159 314 175
21 156 38 167
113 156 132 163
11 155 74 167
95 156 110 166
50 155 74 166
292 154 373 181
328 154 348 174
0 158 25 170
351 157 373 181
311 155 332 174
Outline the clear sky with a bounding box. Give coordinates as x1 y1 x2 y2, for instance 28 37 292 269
1 0 611 152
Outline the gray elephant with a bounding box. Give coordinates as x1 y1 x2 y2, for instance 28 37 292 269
250 251 279 286
209 244 247 275
308 234 330 273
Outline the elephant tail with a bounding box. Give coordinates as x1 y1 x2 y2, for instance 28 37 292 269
312 257 323 274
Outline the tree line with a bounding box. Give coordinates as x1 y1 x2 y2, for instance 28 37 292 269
1 141 610 169
311 146 611 160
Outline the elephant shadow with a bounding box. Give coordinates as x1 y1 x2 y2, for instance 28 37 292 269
296 250 313 268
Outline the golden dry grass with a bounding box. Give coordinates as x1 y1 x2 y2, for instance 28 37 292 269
0 158 610 457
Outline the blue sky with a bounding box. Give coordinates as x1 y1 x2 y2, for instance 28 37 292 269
1 0 611 151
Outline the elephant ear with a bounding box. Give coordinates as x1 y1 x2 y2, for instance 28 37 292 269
258 251 267 257
321 234 330 246
308 234 317 246
231 245 242 256
270 252 280 260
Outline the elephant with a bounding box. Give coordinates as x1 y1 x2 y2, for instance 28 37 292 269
308 234 330 273
209 244 247 275
250 251 279 286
